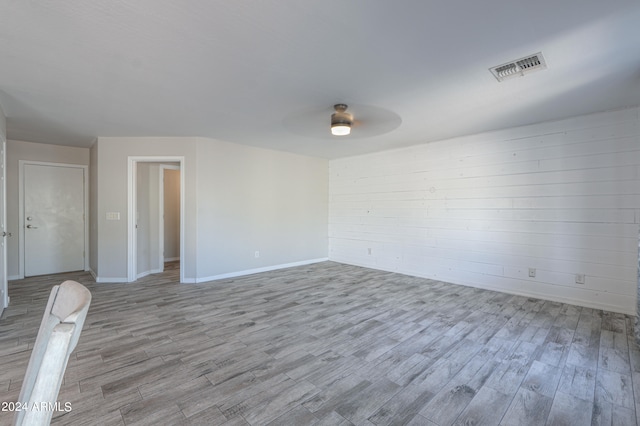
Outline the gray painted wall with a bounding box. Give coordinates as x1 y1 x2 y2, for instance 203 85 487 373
195 139 328 280
93 137 198 280
92 136 328 282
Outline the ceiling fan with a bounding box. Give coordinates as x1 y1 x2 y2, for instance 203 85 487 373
330 104 353 136
283 103 402 140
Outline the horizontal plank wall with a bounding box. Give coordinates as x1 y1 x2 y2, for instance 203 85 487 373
329 108 640 314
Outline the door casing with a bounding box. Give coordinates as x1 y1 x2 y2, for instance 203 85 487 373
18 161 89 279
1 140 7 311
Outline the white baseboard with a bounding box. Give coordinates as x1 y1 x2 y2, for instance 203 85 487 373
193 258 329 283
88 258 329 284
136 269 162 280
7 275 21 281
91 267 162 283
164 257 180 262
94 276 129 283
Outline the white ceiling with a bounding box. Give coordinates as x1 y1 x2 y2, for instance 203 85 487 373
1 1 639 159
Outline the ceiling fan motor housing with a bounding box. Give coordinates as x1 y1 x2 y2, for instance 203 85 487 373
331 104 353 127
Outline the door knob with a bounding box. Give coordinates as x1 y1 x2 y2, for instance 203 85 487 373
26 224 38 229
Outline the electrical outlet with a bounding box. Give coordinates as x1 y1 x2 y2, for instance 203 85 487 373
254 251 260 258
575 274 585 285
528 268 536 278
367 248 372 255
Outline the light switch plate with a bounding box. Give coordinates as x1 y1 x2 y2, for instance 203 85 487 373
106 212 120 221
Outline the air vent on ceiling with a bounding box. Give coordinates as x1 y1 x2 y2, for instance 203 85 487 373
490 52 547 82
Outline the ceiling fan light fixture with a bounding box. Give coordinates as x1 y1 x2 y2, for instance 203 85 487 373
331 104 353 136
331 123 351 136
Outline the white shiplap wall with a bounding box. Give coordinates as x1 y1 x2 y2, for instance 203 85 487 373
329 108 640 314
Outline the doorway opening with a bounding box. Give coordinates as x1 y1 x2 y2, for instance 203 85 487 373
159 165 180 272
128 157 185 283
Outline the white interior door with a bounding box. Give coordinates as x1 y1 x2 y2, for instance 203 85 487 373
24 164 85 277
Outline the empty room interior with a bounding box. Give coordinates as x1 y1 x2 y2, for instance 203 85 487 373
2 1 640 425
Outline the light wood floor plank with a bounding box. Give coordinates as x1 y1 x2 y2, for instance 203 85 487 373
1 261 640 425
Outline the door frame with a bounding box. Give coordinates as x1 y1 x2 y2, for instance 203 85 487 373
1 140 7 311
18 161 89 279
158 164 181 271
128 156 185 283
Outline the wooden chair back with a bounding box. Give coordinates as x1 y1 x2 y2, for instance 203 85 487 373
14 280 91 426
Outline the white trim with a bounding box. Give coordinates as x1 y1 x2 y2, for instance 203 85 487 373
128 156 185 283
94 276 129 283
1 140 7 310
158 166 163 272
137 269 163 280
165 257 180 262
192 258 329 283
18 160 89 279
8 275 20 281
90 267 130 283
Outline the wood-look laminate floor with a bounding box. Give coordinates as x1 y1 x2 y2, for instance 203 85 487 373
1 261 640 425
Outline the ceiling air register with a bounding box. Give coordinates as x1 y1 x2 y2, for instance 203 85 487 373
490 52 547 82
